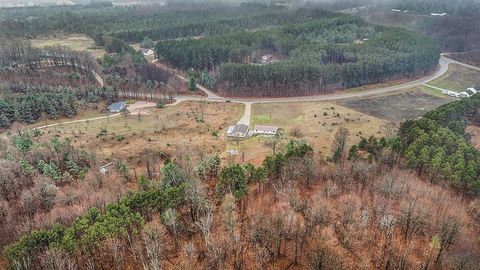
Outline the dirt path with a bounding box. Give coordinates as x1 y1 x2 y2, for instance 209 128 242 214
33 113 121 130
33 100 182 130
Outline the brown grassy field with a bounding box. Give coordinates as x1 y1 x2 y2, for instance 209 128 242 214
38 101 244 174
228 102 386 165
30 34 105 58
447 51 480 67
337 88 452 122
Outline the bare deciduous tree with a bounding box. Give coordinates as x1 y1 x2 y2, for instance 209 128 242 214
331 127 349 162
40 248 77 270
142 223 166 270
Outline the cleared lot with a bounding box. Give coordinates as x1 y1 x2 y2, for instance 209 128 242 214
37 101 244 172
30 34 105 58
337 89 452 122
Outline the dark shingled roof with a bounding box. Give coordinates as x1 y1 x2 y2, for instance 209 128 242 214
108 101 127 112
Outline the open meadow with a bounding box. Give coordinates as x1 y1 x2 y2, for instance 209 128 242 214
30 34 105 58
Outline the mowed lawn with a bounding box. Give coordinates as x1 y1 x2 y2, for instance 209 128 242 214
429 64 480 92
30 34 106 58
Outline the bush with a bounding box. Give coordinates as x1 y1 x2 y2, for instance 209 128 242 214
156 101 165 108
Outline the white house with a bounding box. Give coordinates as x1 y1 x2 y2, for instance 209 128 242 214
431 13 447 16
254 125 278 136
141 48 154 56
467 87 477 93
466 88 477 96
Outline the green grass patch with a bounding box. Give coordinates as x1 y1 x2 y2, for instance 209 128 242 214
429 64 480 92
252 114 272 124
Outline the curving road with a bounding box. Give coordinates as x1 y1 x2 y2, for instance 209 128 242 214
159 55 466 126
172 55 460 104
34 55 475 130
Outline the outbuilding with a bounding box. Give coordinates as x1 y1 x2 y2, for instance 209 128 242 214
108 101 127 113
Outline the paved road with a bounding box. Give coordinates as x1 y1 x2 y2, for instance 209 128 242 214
33 55 475 130
157 55 462 105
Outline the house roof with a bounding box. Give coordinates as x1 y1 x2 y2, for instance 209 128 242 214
234 124 249 134
466 89 476 95
227 126 235 134
254 125 278 133
108 101 127 111
227 124 249 137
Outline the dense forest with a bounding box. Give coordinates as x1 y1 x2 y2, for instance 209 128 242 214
0 2 330 43
156 14 439 96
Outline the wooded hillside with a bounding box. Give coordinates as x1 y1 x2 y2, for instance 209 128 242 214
156 14 439 97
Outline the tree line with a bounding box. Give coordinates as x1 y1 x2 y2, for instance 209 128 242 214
0 83 118 129
156 15 439 96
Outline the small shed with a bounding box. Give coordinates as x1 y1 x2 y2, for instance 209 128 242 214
227 124 249 138
108 101 127 113
254 125 278 136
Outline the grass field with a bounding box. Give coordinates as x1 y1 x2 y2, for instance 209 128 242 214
429 64 480 92
30 34 105 58
36 101 244 173
228 102 386 165
338 88 452 122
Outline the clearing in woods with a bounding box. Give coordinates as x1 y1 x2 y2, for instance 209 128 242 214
30 34 106 58
228 102 386 165
37 101 244 175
